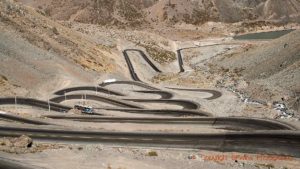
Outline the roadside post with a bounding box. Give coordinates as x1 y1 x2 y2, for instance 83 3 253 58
14 95 17 111
64 91 66 101
48 97 50 112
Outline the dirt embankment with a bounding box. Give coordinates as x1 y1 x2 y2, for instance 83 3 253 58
0 0 123 97
1 0 116 72
0 135 62 154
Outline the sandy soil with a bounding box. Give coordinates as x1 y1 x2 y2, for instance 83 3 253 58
0 145 299 169
0 0 299 169
16 0 300 26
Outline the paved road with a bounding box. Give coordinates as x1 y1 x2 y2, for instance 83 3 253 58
122 49 223 101
54 86 125 96
43 116 296 130
124 49 162 72
124 99 200 110
0 113 50 125
50 94 143 109
0 97 71 112
0 126 299 157
0 46 299 159
167 87 222 100
132 90 174 99
176 43 236 73
100 80 159 90
123 49 161 81
98 108 211 116
176 49 185 72
0 158 43 169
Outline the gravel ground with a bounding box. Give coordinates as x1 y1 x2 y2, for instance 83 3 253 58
1 145 299 169
0 1 299 168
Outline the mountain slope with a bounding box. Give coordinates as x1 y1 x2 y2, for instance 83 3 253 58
16 0 300 26
0 0 118 97
214 30 300 110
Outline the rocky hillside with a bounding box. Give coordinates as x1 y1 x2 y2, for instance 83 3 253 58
17 0 300 26
0 0 118 97
213 30 300 111
16 0 158 26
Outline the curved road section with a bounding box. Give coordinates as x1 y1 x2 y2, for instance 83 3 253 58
121 49 223 101
123 49 161 81
124 99 200 110
100 108 212 117
0 113 49 125
176 49 185 72
133 90 173 99
167 87 222 100
0 45 299 160
0 158 42 169
50 94 143 109
54 86 125 96
124 49 162 72
99 80 160 90
0 97 71 112
176 44 233 73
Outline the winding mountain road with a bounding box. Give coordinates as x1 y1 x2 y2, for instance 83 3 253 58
0 97 71 112
0 46 299 160
167 87 222 100
54 86 125 96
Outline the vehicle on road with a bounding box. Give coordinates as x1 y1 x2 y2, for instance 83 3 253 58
74 104 94 114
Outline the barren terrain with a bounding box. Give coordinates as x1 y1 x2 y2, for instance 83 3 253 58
16 0 300 26
0 0 299 169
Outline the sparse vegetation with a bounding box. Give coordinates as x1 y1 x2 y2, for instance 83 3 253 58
0 0 299 168
0 75 8 86
147 151 158 156
151 73 177 83
117 1 143 21
0 0 115 73
254 163 275 169
140 44 176 64
52 27 59 35
0 75 8 82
